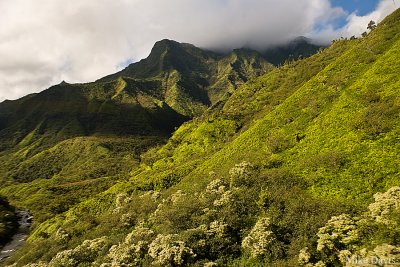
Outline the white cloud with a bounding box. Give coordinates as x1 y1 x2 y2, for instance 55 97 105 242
0 0 396 101
312 0 397 42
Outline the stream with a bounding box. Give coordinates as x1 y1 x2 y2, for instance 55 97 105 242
0 211 32 262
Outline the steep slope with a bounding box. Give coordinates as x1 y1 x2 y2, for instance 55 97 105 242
0 40 273 155
0 41 274 236
100 39 274 116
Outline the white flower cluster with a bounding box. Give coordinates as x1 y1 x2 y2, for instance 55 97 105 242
213 191 233 207
139 190 161 202
55 227 70 241
148 234 196 266
104 223 154 267
50 237 108 267
203 262 218 267
170 190 187 204
229 161 256 187
298 215 359 266
113 193 132 214
299 187 400 266
103 222 197 266
241 217 277 258
120 213 135 227
298 247 311 265
208 220 229 238
316 214 359 252
201 179 234 209
368 186 400 225
183 218 231 253
205 179 227 195
149 190 186 222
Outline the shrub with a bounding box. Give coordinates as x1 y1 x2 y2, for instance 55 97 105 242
315 214 359 264
229 161 257 188
50 237 108 267
368 186 400 225
299 187 400 266
148 234 196 266
242 217 284 260
105 222 155 267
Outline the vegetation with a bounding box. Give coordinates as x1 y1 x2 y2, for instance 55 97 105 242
1 8 400 267
0 196 18 246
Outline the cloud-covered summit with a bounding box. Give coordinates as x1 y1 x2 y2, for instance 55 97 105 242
0 0 397 101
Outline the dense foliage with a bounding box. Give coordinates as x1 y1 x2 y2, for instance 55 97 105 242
0 196 18 246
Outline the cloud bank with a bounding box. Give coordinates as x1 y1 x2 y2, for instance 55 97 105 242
0 0 397 101
313 0 398 41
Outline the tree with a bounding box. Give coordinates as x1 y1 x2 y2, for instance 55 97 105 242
367 20 377 31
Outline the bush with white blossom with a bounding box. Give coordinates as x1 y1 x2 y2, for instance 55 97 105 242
229 161 257 188
368 186 400 225
299 187 400 266
148 234 196 266
242 217 282 259
50 237 108 267
104 222 155 266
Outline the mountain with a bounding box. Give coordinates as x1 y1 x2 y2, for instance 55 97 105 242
263 36 323 66
0 41 273 223
0 40 273 150
2 8 400 266
100 39 274 116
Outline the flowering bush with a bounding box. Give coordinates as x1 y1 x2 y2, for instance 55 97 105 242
113 193 132 214
316 214 359 252
241 217 281 258
50 237 108 267
229 161 257 188
368 186 400 225
298 187 400 266
55 227 70 241
105 222 154 266
148 234 196 266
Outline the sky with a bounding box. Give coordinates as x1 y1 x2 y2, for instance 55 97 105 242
0 0 397 102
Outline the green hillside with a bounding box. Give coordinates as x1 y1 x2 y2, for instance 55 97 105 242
0 41 273 228
1 9 400 267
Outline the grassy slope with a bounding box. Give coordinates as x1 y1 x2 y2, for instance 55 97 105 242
195 9 400 204
0 136 163 224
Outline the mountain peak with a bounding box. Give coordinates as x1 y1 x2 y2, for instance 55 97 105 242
151 39 181 53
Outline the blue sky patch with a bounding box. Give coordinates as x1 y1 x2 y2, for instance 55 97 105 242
330 0 380 28
331 0 380 15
